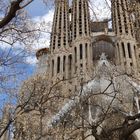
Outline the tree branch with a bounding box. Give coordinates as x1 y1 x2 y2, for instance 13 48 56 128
0 0 34 28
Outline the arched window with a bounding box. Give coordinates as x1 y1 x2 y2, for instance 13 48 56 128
92 41 115 62
134 45 137 59
57 57 60 73
52 59 54 77
117 43 120 62
63 56 66 72
127 43 132 58
80 44 83 59
68 55 72 78
85 43 88 58
122 42 126 57
74 47 77 62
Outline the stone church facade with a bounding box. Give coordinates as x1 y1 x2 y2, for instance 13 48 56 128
36 0 140 104
8 0 140 140
37 0 140 81
35 0 140 139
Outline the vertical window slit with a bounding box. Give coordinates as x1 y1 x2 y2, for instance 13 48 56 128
80 44 83 59
63 56 66 72
127 43 132 58
122 42 126 57
57 57 60 73
68 55 72 78
52 60 54 76
85 43 88 58
74 47 77 62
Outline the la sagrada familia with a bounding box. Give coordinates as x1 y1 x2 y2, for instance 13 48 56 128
2 0 140 140
34 0 140 139
36 0 140 80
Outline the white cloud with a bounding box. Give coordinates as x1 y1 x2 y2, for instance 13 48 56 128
26 56 37 65
31 9 54 50
24 10 54 65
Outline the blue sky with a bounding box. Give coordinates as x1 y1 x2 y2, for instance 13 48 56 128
26 0 48 17
26 0 55 18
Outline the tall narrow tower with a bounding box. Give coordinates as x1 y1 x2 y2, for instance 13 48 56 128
131 0 140 43
132 1 140 73
71 0 91 78
49 0 70 81
112 0 139 75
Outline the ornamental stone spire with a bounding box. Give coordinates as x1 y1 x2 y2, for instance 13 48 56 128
49 0 70 81
50 0 70 53
71 0 90 40
71 0 92 78
111 0 139 75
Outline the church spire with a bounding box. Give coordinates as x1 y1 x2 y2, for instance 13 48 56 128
50 0 70 53
111 0 133 36
49 0 71 81
70 0 92 78
111 0 138 75
71 0 90 41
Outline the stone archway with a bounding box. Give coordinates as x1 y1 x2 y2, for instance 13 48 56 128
92 40 115 63
91 34 117 64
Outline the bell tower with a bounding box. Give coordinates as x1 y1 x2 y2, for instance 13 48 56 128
49 0 70 81
112 0 139 75
71 0 90 40
71 0 92 78
50 0 70 52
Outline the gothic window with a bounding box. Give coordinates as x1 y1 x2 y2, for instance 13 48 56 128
122 42 126 57
68 55 72 78
63 56 66 72
52 59 54 77
74 47 77 62
57 57 60 73
79 0 82 35
134 45 137 58
92 41 115 62
80 44 83 59
117 43 120 61
127 43 132 58
85 43 88 58
83 1 87 34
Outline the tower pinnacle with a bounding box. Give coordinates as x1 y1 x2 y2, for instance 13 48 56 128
71 0 90 40
50 0 70 53
111 0 139 75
